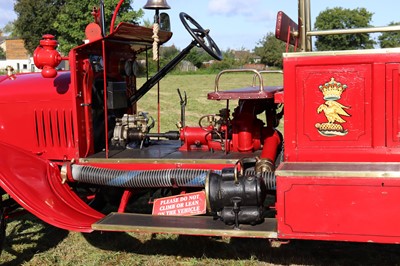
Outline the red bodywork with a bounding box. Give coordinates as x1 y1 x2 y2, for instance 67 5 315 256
283 51 400 162
276 163 400 244
1 0 400 248
0 142 103 232
0 72 77 160
276 50 400 243
0 19 281 233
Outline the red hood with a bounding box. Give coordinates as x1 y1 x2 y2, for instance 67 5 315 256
0 71 78 160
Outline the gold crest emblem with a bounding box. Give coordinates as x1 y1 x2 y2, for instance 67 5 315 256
315 78 350 137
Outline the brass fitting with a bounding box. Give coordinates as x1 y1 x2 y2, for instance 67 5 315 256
255 158 275 173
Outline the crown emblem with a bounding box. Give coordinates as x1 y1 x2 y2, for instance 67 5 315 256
315 77 351 137
319 77 347 100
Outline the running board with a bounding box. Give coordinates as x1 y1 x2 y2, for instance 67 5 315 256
93 213 278 239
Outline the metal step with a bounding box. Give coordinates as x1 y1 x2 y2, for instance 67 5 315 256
93 213 278 239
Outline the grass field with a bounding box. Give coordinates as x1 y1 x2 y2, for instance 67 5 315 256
137 72 283 132
3 73 400 265
3 213 400 265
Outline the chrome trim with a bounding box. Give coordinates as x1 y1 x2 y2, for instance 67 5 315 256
78 158 238 165
205 172 211 212
214 69 264 92
276 162 400 178
283 47 400 58
308 25 400 37
60 163 68 184
305 0 312 51
297 0 400 51
252 70 283 87
298 0 312 51
298 0 306 51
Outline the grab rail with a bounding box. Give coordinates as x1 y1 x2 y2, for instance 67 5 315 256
214 69 283 93
252 70 283 87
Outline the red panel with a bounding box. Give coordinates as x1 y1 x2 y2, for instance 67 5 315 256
276 174 400 243
386 63 400 147
283 52 399 162
296 64 372 148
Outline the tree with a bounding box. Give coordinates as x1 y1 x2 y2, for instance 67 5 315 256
2 21 17 38
186 47 211 69
254 32 287 68
142 18 153 28
314 7 375 51
232 48 253 66
160 45 180 62
145 45 180 74
208 50 241 72
0 47 5 60
54 0 143 54
379 22 400 48
14 0 65 54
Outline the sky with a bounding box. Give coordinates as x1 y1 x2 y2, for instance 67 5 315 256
0 0 398 51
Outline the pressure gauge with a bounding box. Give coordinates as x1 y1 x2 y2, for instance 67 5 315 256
132 60 139 77
119 59 130 76
124 59 133 76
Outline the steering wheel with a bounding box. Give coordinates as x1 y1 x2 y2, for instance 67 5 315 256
180 12 223 61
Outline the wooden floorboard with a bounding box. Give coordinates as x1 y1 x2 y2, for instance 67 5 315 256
93 213 277 239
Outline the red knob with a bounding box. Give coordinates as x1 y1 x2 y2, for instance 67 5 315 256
40 34 59 48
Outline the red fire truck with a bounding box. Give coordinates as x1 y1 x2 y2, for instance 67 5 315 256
1 0 400 253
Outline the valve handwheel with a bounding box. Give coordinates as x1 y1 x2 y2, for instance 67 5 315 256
199 114 219 131
180 12 223 61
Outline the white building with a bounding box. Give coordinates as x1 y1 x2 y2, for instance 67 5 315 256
0 37 40 73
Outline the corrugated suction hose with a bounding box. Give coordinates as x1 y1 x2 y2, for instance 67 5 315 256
71 165 209 188
70 165 276 190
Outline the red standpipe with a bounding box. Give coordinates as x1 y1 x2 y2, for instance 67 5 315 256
261 127 282 163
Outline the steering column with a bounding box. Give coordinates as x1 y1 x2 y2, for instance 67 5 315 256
129 12 222 105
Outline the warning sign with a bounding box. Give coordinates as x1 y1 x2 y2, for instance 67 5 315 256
152 191 207 216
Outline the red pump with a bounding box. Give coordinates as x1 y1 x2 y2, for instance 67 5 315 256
178 99 282 170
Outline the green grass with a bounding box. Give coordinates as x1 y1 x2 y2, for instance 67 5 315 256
137 72 283 132
4 214 400 265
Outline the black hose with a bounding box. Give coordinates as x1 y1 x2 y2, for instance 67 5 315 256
71 165 209 188
71 165 276 190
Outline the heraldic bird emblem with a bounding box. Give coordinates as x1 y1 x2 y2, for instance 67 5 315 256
315 78 351 137
317 100 350 123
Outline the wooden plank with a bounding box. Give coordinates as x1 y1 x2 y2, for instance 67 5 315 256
93 213 277 239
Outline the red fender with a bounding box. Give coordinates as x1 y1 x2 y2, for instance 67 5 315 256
0 142 104 232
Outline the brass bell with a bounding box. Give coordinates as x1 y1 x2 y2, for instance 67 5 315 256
143 0 171 10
